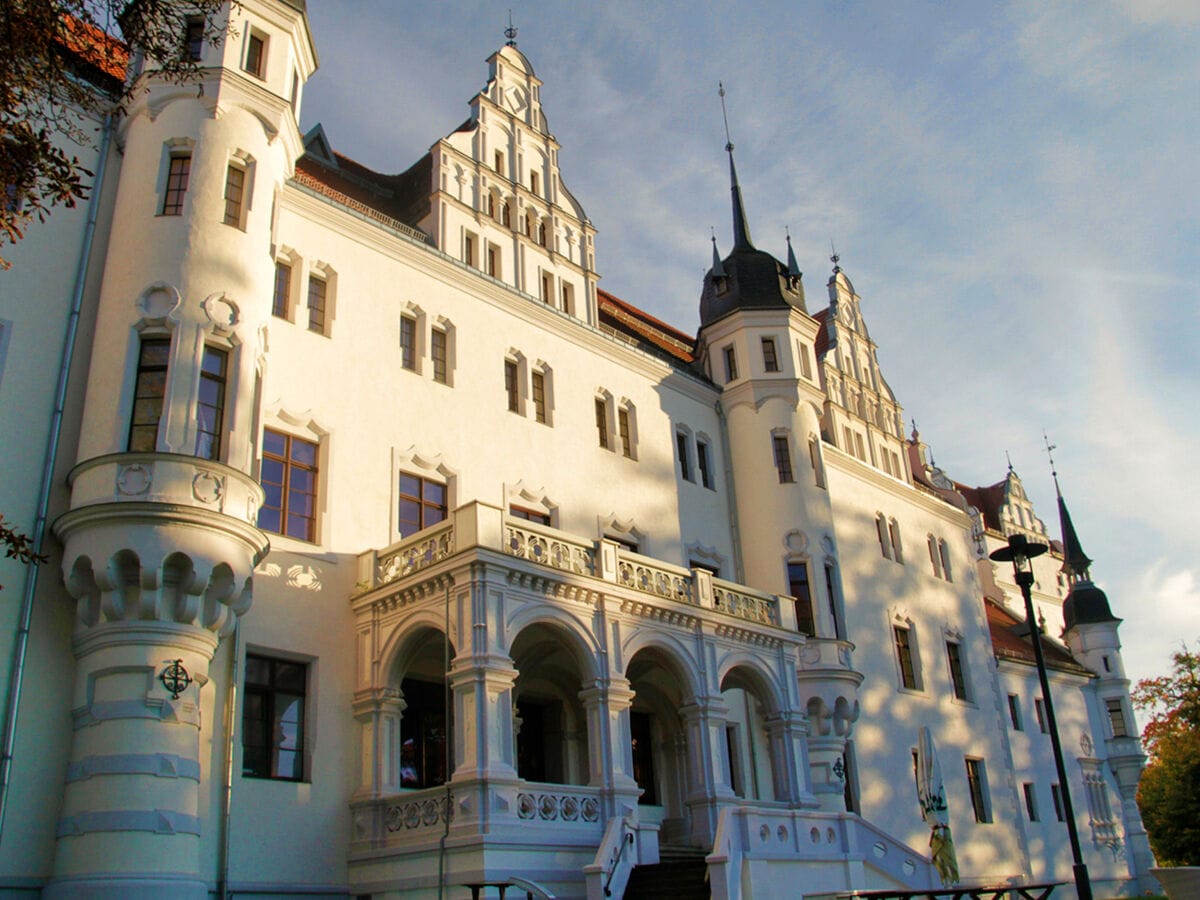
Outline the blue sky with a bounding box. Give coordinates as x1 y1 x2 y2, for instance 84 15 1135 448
299 1 1199 692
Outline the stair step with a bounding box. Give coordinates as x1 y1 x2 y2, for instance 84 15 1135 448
624 858 709 900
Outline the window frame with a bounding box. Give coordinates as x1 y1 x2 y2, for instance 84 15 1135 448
398 471 449 539
196 344 228 461
761 336 780 373
258 428 320 543
1008 694 1024 731
243 29 268 79
946 640 970 702
893 625 920 691
306 274 328 335
531 370 547 424
723 345 738 382
222 162 247 228
1035 697 1048 734
400 315 417 372
128 337 171 452
272 260 292 319
1105 697 1130 738
431 327 448 384
1023 782 1040 822
965 757 992 824
788 561 815 636
161 153 191 216
182 16 205 61
772 433 794 484
696 437 713 488
242 652 308 782
676 429 693 482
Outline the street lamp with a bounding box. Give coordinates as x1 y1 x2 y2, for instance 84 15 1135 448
991 533 1093 900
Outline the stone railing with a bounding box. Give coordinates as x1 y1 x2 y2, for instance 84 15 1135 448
350 787 453 847
504 520 595 576
516 786 604 824
375 522 454 585
616 553 694 604
712 578 777 625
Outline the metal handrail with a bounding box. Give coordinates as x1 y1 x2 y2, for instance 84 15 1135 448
603 827 635 897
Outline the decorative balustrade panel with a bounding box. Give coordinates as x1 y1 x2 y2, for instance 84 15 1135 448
712 581 777 625
504 525 595 576
516 788 603 824
376 524 454 585
617 558 694 604
384 793 453 833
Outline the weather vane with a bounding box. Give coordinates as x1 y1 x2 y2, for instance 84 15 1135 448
830 239 841 273
718 82 734 153
504 10 518 47
1005 450 1014 473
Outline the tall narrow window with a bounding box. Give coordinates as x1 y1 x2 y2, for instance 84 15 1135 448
809 437 825 488
696 439 713 488
928 535 942 578
244 31 266 78
946 641 969 701
398 473 447 538
272 261 291 318
307 276 327 334
561 283 574 316
1051 783 1066 821
1035 697 1048 733
1008 694 1024 731
537 221 547 247
162 154 191 215
1023 783 1040 822
773 435 794 483
825 565 845 640
723 345 738 382
183 17 204 61
494 150 504 174
464 233 476 267
854 432 866 461
222 164 245 227
128 338 170 452
788 562 815 636
618 408 633 457
505 360 520 412
530 170 540 196
894 626 918 690
676 430 692 481
259 429 318 541
531 371 547 423
541 272 554 304
965 758 991 823
1105 698 1129 738
761 337 780 372
939 540 953 581
487 243 499 277
196 346 228 460
842 742 859 813
876 515 892 559
242 654 306 780
798 342 813 379
399 316 417 371
431 328 448 384
595 399 610 448
889 519 904 563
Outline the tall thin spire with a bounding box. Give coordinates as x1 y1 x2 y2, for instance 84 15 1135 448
786 228 801 278
718 82 753 251
711 228 726 277
1045 432 1093 582
504 10 518 47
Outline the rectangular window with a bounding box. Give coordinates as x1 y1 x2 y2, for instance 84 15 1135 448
798 342 813 379
894 626 918 690
825 565 845 640
809 438 824 488
939 540 953 581
676 431 692 481
1105 698 1129 738
541 272 554 304
183 17 204 61
854 432 866 461
697 439 713 488
243 654 306 780
259 429 319 541
487 244 499 277
606 534 639 553
876 515 891 559
222 164 245 227
398 473 447 538
431 328 448 384
494 150 504 174
788 562 815 636
843 743 859 813
723 345 738 382
505 360 520 412
966 758 991 823
307 276 327 334
289 71 299 113
591 398 609 448
272 261 291 318
530 170 540 196
561 283 574 316
1008 694 1024 731
128 338 171 452
531 371 547 423
244 31 267 78
889 519 904 563
946 641 969 701
399 316 416 371
690 560 720 577
162 154 191 215
1051 783 1066 821
618 408 633 458
928 535 942 578
464 233 476 267
773 435 794 483
196 346 228 460
1023 783 1040 822
509 505 551 526
761 337 780 372
1035 697 1048 734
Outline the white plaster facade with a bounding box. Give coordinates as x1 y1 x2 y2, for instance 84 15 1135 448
0 3 1155 898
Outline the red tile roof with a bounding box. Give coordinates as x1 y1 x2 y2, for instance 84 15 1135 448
957 480 1007 532
597 289 695 363
986 599 1090 675
58 15 129 84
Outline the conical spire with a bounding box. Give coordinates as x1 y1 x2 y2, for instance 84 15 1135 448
1045 434 1092 582
719 83 754 251
786 230 801 277
711 231 726 277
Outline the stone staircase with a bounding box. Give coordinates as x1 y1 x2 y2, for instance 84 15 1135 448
623 844 710 899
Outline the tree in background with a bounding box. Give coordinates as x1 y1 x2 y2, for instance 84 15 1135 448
1 0 227 268
1133 643 1200 866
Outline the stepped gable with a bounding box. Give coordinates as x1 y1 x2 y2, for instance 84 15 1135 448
598 289 695 364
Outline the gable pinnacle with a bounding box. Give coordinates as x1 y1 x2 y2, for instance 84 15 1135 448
711 228 726 278
718 82 754 250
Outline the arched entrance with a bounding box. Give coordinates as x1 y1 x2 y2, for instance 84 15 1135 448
509 622 591 786
395 625 456 789
719 665 780 802
626 646 698 845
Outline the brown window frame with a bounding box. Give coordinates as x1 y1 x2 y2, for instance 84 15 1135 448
162 154 191 216
272 261 291 318
128 338 171 452
242 654 307 781
258 428 319 542
222 163 246 227
773 434 794 484
398 472 448 539
196 345 228 461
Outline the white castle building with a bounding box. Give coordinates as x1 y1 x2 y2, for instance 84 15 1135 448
0 3 1157 898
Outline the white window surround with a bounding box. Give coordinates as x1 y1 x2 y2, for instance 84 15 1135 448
224 150 256 231
889 610 924 692
617 399 638 460
597 515 645 553
400 302 427 376
390 446 458 543
305 261 337 337
432 316 456 387
273 247 302 323
595 389 616 451
506 482 557 527
505 350 527 417
531 360 553 426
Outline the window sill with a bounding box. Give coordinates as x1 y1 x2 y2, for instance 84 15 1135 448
895 686 926 697
242 773 310 785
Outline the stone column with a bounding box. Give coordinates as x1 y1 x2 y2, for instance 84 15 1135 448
764 710 816 807
449 656 518 782
680 698 735 845
580 677 639 819
352 687 405 798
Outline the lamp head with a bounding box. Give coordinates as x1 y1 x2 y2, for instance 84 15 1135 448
990 533 1048 586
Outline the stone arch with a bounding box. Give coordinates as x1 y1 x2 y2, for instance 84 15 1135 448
716 653 785 717
378 611 457 691
620 632 702 701
102 548 142 622
720 661 784 801
503 604 600 678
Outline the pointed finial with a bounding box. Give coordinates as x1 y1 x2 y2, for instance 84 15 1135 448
785 227 802 278
711 227 726 277
911 420 920 441
1046 435 1094 582
1005 450 1014 474
1043 430 1061 496
717 82 754 250
830 239 841 274
504 10 518 47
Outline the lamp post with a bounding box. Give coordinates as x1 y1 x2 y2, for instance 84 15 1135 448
990 533 1093 900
